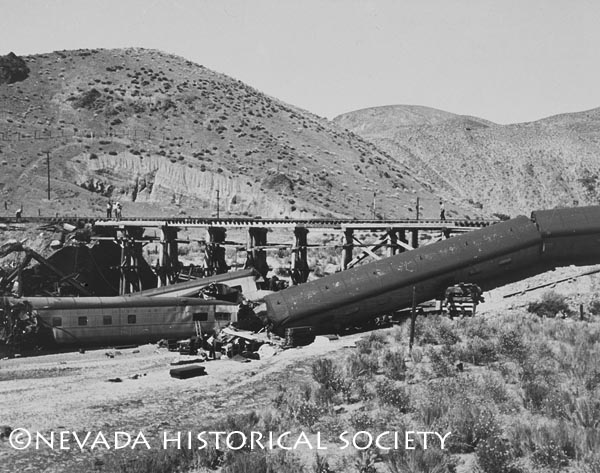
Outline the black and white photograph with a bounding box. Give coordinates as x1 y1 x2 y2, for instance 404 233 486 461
1 1 600 472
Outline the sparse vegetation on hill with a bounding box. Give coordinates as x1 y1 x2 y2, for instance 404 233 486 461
0 49 462 220
334 105 600 216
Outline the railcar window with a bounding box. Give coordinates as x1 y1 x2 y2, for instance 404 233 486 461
103 316 112 325
52 317 62 327
215 312 231 321
193 312 208 321
78 316 87 326
128 314 136 324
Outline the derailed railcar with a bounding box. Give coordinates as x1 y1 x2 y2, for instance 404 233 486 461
263 206 600 333
129 268 267 301
4 296 238 346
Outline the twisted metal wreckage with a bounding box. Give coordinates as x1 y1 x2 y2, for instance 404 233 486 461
2 205 600 352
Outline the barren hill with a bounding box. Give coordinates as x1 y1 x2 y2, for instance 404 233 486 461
334 105 600 217
0 49 469 221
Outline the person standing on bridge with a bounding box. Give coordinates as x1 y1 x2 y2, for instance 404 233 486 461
113 201 122 220
439 200 446 221
106 201 112 219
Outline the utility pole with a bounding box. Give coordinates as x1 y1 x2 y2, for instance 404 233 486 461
46 151 50 200
409 285 417 350
416 197 420 220
372 191 377 219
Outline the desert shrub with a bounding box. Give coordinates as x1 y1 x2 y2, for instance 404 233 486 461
531 442 570 470
458 336 498 365
355 331 387 354
589 300 600 316
261 407 292 432
459 317 495 341
418 401 447 429
353 449 378 473
273 384 326 430
212 411 261 451
522 379 552 410
497 328 528 363
392 326 405 342
288 397 324 430
542 388 573 419
313 453 335 473
382 349 407 381
582 455 600 473
348 376 375 402
428 345 457 378
527 291 572 318
312 414 347 443
568 396 600 429
443 403 501 453
346 352 379 378
584 369 600 391
349 410 376 431
312 358 345 393
112 446 198 473
516 421 577 468
479 372 511 408
223 449 305 473
437 323 462 345
413 377 475 428
386 445 452 473
475 435 516 473
416 315 460 345
375 378 410 412
520 351 560 411
411 347 424 363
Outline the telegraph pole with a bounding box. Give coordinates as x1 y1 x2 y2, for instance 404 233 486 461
416 197 420 220
46 151 50 200
372 191 377 219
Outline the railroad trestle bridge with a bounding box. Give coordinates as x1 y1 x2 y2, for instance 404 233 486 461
2 216 496 294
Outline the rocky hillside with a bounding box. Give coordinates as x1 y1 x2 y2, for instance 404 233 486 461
334 105 600 217
0 49 472 221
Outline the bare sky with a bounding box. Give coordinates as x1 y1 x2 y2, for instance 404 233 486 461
2 0 599 124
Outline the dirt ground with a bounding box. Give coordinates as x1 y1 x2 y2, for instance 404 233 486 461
0 331 365 473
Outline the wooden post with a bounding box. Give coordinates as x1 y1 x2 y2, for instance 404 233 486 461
292 227 309 284
341 228 354 270
118 238 127 295
416 197 420 220
246 227 268 278
398 229 407 253
158 226 178 287
411 229 419 249
387 229 398 257
409 286 417 350
207 227 228 275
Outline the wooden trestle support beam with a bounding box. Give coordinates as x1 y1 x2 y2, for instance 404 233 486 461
157 226 180 287
206 227 228 275
291 227 310 284
245 227 269 278
117 227 146 295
